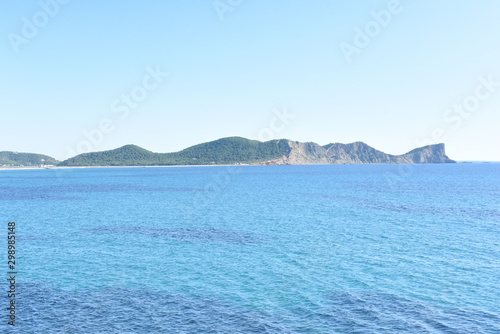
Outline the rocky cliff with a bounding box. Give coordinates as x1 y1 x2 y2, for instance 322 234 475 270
262 141 454 165
56 137 455 166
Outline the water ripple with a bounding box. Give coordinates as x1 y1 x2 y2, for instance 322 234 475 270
83 226 262 244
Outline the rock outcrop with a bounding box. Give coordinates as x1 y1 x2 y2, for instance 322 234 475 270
262 141 454 165
55 137 455 166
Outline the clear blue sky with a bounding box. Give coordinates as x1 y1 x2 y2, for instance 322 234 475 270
1 0 499 161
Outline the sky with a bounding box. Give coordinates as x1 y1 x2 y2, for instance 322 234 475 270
1 0 499 161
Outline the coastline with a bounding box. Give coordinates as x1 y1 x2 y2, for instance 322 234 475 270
2 161 496 171
0 164 253 171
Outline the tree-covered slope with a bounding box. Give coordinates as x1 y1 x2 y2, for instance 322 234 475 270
58 145 161 166
59 138 292 166
161 137 291 165
57 137 455 167
0 152 59 166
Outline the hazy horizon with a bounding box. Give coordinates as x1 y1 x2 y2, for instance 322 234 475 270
2 1 500 161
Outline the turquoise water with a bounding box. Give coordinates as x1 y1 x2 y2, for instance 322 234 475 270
1 164 499 333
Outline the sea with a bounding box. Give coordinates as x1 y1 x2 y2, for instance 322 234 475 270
0 164 499 333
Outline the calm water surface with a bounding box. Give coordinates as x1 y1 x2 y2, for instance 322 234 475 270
1 164 499 333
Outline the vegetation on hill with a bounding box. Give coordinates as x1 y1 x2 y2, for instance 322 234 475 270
58 145 160 166
162 137 291 165
0 152 59 166
58 137 292 166
1 138 454 168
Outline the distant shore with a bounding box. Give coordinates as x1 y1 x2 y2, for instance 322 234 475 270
1 161 497 171
0 164 252 171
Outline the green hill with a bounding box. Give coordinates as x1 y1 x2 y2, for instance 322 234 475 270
58 137 292 166
0 152 59 166
162 137 291 165
2 137 455 167
57 145 160 166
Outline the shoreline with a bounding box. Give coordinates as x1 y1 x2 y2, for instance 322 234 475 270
0 164 253 171
1 161 496 171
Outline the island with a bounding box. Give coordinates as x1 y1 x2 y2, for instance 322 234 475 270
1 137 455 168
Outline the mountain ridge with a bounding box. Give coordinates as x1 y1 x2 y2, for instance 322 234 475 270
0 151 60 167
57 137 455 166
1 137 456 167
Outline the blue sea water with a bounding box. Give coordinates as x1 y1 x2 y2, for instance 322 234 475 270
0 164 499 333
